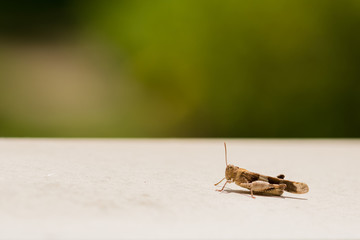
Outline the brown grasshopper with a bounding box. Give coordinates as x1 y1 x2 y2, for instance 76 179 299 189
215 143 309 198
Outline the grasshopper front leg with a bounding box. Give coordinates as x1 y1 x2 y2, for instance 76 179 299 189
216 180 232 192
214 177 226 186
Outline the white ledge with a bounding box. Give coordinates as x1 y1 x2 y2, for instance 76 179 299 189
0 139 359 239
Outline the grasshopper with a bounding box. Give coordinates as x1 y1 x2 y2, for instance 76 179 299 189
215 143 309 198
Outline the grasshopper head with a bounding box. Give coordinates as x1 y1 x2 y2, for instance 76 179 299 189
225 164 239 181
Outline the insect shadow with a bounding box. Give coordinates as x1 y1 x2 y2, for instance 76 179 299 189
223 188 308 200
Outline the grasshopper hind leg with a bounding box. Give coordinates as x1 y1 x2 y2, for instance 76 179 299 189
262 185 286 196
238 181 286 198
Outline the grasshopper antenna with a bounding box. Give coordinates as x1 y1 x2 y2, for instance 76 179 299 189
224 142 228 166
214 142 228 187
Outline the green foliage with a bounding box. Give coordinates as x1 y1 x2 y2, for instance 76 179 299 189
1 0 360 137
83 0 360 137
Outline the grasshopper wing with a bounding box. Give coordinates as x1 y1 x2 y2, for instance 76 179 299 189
241 169 309 194
260 175 309 194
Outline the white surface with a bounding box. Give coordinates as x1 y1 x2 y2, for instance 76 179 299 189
0 139 359 239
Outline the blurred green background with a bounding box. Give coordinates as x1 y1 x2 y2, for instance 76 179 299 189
0 0 359 137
